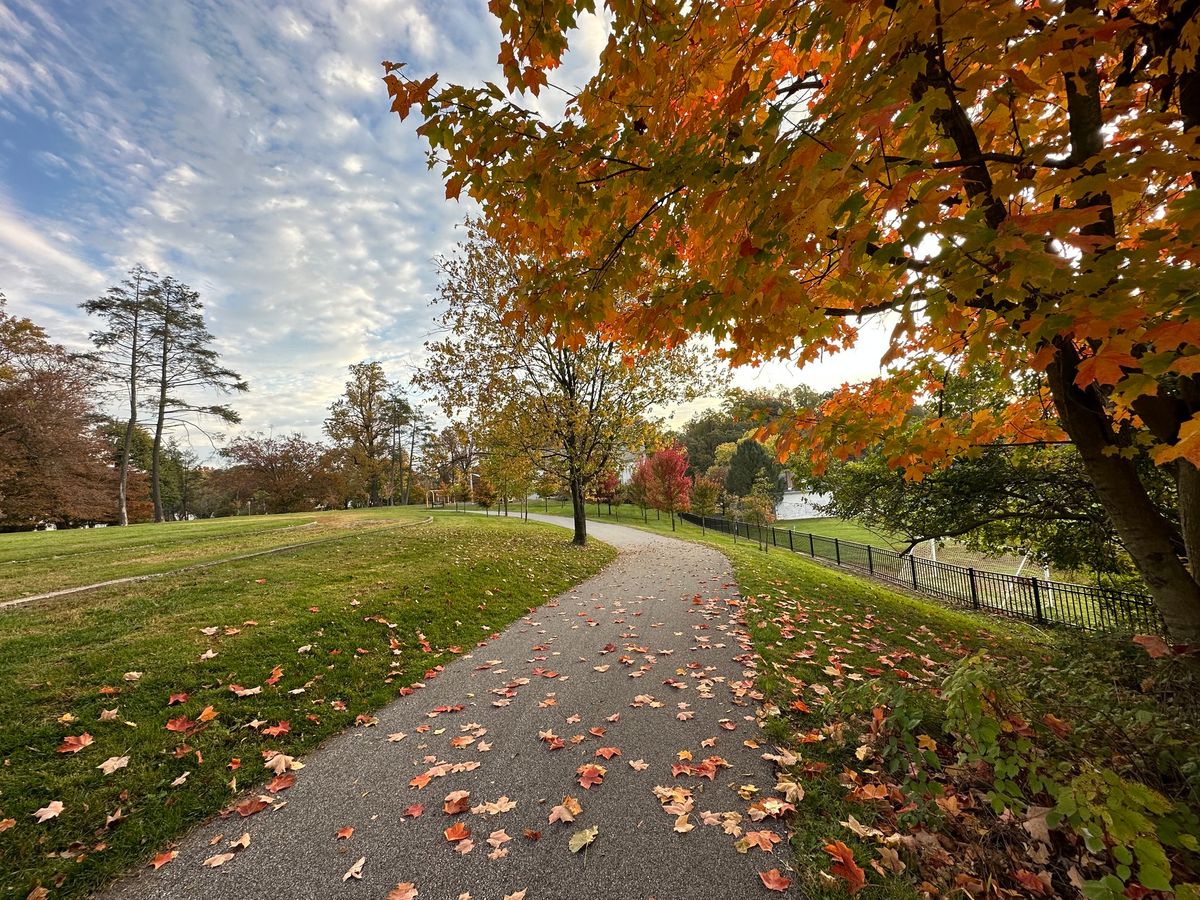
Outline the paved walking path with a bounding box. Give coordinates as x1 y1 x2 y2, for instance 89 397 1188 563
105 516 798 900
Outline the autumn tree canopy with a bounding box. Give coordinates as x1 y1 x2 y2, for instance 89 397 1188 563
387 0 1200 639
417 224 716 544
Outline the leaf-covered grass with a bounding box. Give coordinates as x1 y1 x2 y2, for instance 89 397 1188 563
534 506 1200 897
0 509 427 601
0 510 615 898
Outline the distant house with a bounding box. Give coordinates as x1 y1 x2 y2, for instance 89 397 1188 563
776 490 831 520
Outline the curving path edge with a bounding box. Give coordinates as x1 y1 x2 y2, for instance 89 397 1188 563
103 515 798 900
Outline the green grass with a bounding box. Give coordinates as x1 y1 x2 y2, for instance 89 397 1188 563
772 515 902 549
0 509 615 899
0 509 435 601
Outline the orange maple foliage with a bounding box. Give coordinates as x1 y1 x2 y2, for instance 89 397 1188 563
388 0 1200 638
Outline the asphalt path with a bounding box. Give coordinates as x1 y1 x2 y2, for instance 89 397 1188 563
104 515 799 900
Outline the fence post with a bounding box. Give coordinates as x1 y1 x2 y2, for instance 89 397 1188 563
968 567 980 609
909 554 918 589
1031 578 1045 624
771 527 778 547
788 530 794 552
809 533 815 556
866 545 874 575
834 538 841 565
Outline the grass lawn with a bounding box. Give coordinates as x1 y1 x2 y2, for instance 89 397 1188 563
772 515 903 549
0 509 615 899
525 505 1200 897
0 509 434 601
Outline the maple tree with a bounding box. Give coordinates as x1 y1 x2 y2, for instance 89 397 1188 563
387 0 1200 637
417 224 712 544
639 445 693 530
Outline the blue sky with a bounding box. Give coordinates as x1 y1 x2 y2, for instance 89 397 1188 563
0 0 888 448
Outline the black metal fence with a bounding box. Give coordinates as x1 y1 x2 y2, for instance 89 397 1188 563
679 513 1166 636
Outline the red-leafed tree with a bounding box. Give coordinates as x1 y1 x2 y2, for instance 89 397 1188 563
643 446 693 531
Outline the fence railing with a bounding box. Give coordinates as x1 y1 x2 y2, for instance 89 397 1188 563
678 513 1166 636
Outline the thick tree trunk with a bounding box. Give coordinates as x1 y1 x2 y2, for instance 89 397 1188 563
1047 352 1200 641
569 474 587 546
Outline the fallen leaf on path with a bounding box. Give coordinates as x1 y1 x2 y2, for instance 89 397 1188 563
444 821 470 842
549 796 582 824
403 804 424 818
569 825 599 853
758 869 791 892
502 892 526 900
236 796 270 817
203 852 235 868
150 850 177 869
265 773 295 792
386 884 418 900
443 790 470 814
576 763 605 789
628 759 649 771
342 856 366 880
336 826 354 840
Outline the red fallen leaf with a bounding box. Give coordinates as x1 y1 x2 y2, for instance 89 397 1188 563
228 758 241 770
403 804 424 818
789 699 811 713
236 797 270 817
198 705 218 722
168 693 189 706
595 747 621 760
166 715 198 734
261 721 290 737
824 840 866 894
444 821 470 842
265 773 295 792
759 869 791 892
588 727 606 737
150 849 178 869
523 829 541 841
1132 635 1171 658
336 826 354 840
266 666 284 686
57 733 94 754
576 764 606 789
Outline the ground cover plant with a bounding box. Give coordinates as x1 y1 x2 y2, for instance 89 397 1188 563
530 505 1200 897
0 510 614 898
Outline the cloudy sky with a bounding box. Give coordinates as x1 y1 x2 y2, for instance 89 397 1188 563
0 0 890 452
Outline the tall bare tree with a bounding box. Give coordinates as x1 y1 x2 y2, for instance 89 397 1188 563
143 276 246 521
81 264 157 525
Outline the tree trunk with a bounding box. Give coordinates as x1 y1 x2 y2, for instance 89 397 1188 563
118 416 134 527
569 475 587 546
1047 351 1200 641
150 305 170 523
